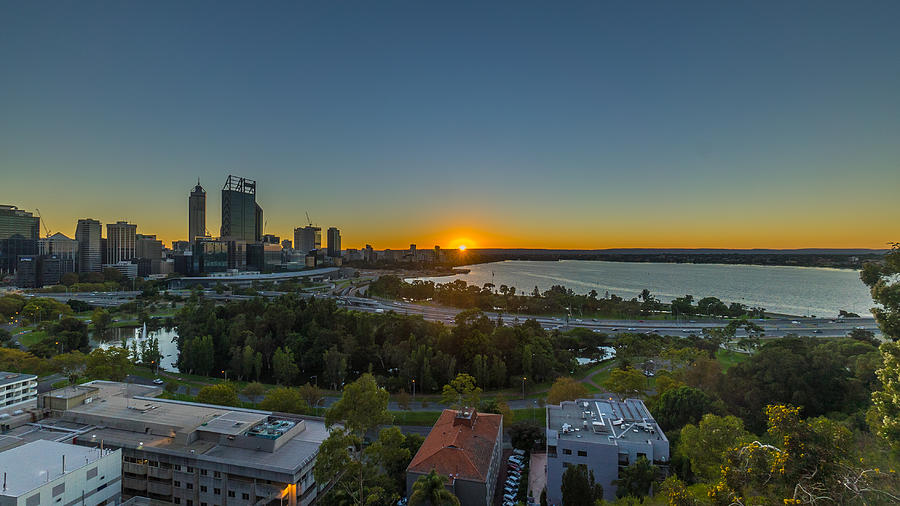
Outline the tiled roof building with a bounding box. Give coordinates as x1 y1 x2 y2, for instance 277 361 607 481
406 409 503 506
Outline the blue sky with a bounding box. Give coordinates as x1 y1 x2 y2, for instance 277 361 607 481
2 1 899 248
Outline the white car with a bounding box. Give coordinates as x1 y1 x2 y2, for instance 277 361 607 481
152 378 164 385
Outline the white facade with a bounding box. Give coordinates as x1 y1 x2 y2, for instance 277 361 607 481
0 440 122 506
0 373 37 410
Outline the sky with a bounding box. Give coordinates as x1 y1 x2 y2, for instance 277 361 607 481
2 1 899 249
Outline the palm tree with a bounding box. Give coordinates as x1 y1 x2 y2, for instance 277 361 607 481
409 470 460 506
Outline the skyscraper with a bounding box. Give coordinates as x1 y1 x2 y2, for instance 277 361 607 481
39 232 78 274
327 227 341 257
221 175 262 242
188 179 206 241
106 221 137 264
0 205 39 274
75 218 102 273
294 226 321 254
136 233 163 274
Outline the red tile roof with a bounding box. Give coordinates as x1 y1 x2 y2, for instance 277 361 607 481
407 409 503 483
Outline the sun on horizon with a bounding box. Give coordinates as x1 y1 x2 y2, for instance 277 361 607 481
459 245 466 251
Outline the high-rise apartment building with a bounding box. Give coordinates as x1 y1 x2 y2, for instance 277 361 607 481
294 226 321 254
75 219 102 273
221 175 262 242
136 233 163 274
326 227 341 257
106 221 137 264
39 232 78 274
0 205 40 274
189 179 207 241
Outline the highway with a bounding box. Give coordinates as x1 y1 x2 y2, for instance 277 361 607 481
20 289 880 338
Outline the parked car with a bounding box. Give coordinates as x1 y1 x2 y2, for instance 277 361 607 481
512 449 526 456
152 378 164 385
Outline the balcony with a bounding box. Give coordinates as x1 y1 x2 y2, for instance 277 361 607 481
147 481 172 496
148 467 172 480
124 462 147 475
124 477 147 492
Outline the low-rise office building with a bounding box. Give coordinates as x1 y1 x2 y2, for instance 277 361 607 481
41 381 330 506
545 398 668 503
0 440 122 506
406 409 503 506
0 372 37 411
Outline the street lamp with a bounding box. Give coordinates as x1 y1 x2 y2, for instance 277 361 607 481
412 379 416 399
221 370 227 382
314 397 326 417
310 375 317 388
521 376 527 399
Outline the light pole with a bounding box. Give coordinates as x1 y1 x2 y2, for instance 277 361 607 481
412 379 416 400
222 370 227 382
310 375 318 388
314 397 325 417
521 376 526 399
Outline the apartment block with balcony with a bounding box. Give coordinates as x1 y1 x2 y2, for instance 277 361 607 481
0 372 37 410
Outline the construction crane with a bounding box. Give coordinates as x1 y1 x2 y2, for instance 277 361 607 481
305 211 313 227
35 208 51 238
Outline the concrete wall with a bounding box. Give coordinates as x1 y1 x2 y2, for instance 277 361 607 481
0 449 121 506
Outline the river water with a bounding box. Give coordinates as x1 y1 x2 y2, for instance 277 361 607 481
414 260 873 317
94 326 180 372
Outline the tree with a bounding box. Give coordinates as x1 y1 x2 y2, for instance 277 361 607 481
868 341 900 449
366 426 415 496
85 347 131 381
272 347 299 384
560 464 603 506
409 470 460 506
91 308 112 341
508 421 545 451
297 382 324 410
322 346 348 390
242 382 266 404
196 383 239 406
259 387 305 414
440 373 482 409
49 351 87 383
325 373 391 437
602 367 646 398
678 414 749 481
860 243 900 340
653 386 714 432
614 456 657 499
547 377 589 405
60 272 79 286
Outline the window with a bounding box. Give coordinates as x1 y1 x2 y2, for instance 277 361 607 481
174 464 182 471
242 493 249 500
228 491 235 498
577 450 587 457
200 469 208 476
174 481 181 487
173 499 180 505
187 483 194 490
213 471 221 478
563 449 572 455
97 483 107 492
214 488 221 495
52 484 65 496
200 485 207 493
26 494 40 506
86 467 98 479
186 501 193 506
187 466 194 473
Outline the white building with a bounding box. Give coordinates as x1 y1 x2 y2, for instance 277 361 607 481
0 373 37 410
0 440 122 506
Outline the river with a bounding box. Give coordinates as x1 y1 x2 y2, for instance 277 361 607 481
413 260 873 317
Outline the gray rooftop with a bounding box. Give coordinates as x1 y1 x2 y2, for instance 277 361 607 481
547 398 667 446
0 372 36 387
0 440 113 497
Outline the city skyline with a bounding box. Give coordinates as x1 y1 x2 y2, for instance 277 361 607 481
2 1 899 249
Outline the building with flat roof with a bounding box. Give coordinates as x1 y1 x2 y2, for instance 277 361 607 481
0 372 37 411
545 398 669 503
106 221 137 265
39 232 78 274
326 228 341 258
221 175 262 243
42 381 330 506
75 219 102 273
0 205 39 275
0 440 122 506
406 409 503 506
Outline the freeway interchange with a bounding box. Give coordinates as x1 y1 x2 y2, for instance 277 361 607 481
24 289 880 339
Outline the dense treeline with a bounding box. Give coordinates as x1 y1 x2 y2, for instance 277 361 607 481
369 275 765 318
174 294 585 392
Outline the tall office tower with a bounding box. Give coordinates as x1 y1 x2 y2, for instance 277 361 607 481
39 232 78 274
220 175 262 242
327 227 341 257
75 218 102 273
188 179 206 241
106 221 137 264
0 205 40 274
294 226 321 254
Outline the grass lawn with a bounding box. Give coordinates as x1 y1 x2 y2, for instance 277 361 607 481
18 329 49 347
716 349 750 371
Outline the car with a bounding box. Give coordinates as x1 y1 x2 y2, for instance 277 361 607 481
503 494 516 502
152 378 164 385
626 327 635 331
512 449 526 456
592 318 598 322
592 329 603 333
791 320 801 324
812 329 821 333
509 455 523 462
682 329 692 333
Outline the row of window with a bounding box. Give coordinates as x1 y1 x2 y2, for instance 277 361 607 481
561 449 588 457
172 493 259 505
